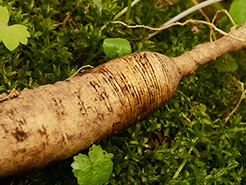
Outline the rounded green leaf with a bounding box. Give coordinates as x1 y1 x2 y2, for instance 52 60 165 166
229 0 246 27
0 6 9 25
71 145 113 185
103 38 132 59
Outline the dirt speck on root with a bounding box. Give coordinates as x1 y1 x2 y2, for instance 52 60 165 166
12 127 27 142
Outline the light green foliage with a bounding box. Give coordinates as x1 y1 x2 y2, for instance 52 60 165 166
214 54 238 72
1 0 246 184
71 145 113 185
229 0 246 27
103 38 132 59
0 6 30 51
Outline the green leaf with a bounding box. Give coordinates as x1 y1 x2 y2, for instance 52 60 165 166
0 6 9 24
229 0 246 27
0 6 30 51
214 54 238 72
103 38 132 59
71 144 113 185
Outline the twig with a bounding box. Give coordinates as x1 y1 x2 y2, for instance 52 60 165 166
147 0 223 39
0 88 20 102
209 9 237 41
225 81 246 123
212 10 237 27
111 19 246 42
69 65 94 78
191 0 216 40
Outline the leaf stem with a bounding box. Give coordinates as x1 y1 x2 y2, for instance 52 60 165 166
112 0 140 21
172 147 193 179
126 0 132 21
225 81 246 123
101 0 139 31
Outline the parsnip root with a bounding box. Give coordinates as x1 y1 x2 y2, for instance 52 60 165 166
0 21 246 178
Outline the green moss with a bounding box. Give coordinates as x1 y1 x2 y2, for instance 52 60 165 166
1 0 246 184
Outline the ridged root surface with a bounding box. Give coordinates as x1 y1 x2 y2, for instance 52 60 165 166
0 52 181 178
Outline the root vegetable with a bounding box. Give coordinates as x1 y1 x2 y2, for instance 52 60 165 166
0 22 246 178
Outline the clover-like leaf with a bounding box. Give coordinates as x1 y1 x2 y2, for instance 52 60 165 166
0 6 30 51
103 38 132 59
71 144 113 185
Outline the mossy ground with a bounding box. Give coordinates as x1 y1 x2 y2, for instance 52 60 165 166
1 0 246 184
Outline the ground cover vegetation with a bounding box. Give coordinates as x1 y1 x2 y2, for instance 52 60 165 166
0 0 246 184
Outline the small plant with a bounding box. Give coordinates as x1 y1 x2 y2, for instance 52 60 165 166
0 6 30 51
229 0 246 27
71 145 113 185
103 38 132 59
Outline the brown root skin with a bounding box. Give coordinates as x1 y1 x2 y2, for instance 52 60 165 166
0 52 181 178
1 21 246 178
173 21 246 77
